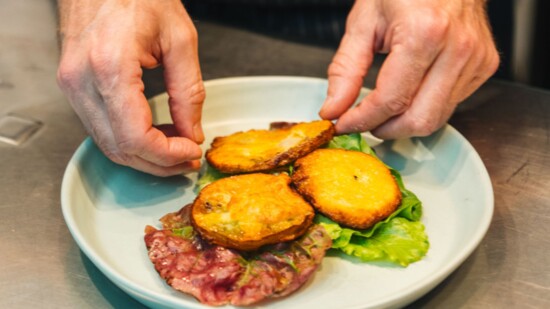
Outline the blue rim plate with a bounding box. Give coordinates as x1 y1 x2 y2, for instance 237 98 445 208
61 76 494 309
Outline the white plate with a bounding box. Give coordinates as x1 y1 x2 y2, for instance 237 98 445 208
61 76 494 309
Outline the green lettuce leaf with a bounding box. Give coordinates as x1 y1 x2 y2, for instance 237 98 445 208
328 133 377 157
172 226 195 239
195 164 228 193
318 216 429 266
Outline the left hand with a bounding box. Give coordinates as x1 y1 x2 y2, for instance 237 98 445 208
57 0 205 176
319 0 500 139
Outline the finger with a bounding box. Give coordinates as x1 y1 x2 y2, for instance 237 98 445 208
333 34 444 134
450 9 500 103
98 59 203 168
122 155 201 177
319 32 374 120
138 125 203 166
162 13 205 144
371 37 471 139
450 45 500 104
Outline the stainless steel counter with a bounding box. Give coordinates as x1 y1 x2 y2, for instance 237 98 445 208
1 2 549 308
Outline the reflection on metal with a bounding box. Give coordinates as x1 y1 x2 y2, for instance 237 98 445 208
513 0 537 83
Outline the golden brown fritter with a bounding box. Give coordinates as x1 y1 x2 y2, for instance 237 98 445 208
205 120 335 174
191 173 315 251
291 148 402 230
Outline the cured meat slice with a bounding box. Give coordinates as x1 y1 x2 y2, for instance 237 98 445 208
144 205 332 306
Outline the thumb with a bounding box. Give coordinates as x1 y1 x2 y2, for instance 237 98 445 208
319 32 374 120
163 18 205 144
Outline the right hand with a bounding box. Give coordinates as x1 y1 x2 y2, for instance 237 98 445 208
57 0 205 176
319 0 499 140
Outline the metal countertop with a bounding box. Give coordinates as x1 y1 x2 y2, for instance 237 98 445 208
1 2 549 308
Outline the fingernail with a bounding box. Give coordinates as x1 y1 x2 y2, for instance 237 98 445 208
181 160 202 174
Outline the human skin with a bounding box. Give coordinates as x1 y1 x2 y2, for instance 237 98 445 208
57 0 499 176
320 0 500 139
57 0 204 176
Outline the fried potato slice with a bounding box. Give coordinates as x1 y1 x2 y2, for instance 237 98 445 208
291 148 402 229
205 120 335 174
191 173 315 251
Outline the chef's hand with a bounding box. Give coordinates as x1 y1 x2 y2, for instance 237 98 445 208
57 0 204 176
320 0 499 139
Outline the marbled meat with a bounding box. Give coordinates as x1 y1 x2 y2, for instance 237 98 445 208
144 205 332 306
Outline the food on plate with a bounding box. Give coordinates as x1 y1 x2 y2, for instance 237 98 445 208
144 122 429 306
191 173 315 251
144 205 332 306
205 120 335 173
291 148 402 229
197 131 429 267
317 134 429 266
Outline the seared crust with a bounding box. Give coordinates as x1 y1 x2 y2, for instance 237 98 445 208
191 173 315 251
291 148 402 229
205 120 335 174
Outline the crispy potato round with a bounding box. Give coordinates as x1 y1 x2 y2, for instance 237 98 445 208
191 173 315 251
205 120 334 174
291 148 402 229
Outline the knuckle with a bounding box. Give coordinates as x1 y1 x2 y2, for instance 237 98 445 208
406 9 450 48
88 47 115 75
188 82 206 105
173 142 196 161
180 23 198 41
454 35 475 59
169 81 206 109
104 150 129 166
116 137 142 156
409 116 441 137
470 46 500 82
172 25 198 48
383 95 413 115
327 52 365 82
486 49 501 76
328 54 351 76
186 26 199 43
327 60 345 77
56 60 83 91
97 140 131 166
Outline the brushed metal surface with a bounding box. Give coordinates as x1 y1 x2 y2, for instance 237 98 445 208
1 1 549 308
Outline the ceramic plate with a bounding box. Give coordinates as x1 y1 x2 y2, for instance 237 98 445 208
61 76 493 309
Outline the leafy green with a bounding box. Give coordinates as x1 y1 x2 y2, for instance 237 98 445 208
318 216 429 266
328 133 378 157
171 226 195 239
195 164 228 193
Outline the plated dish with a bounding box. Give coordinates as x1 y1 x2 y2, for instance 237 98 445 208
61 76 493 308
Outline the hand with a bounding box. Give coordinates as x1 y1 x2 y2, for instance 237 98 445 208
320 0 500 139
57 0 205 176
